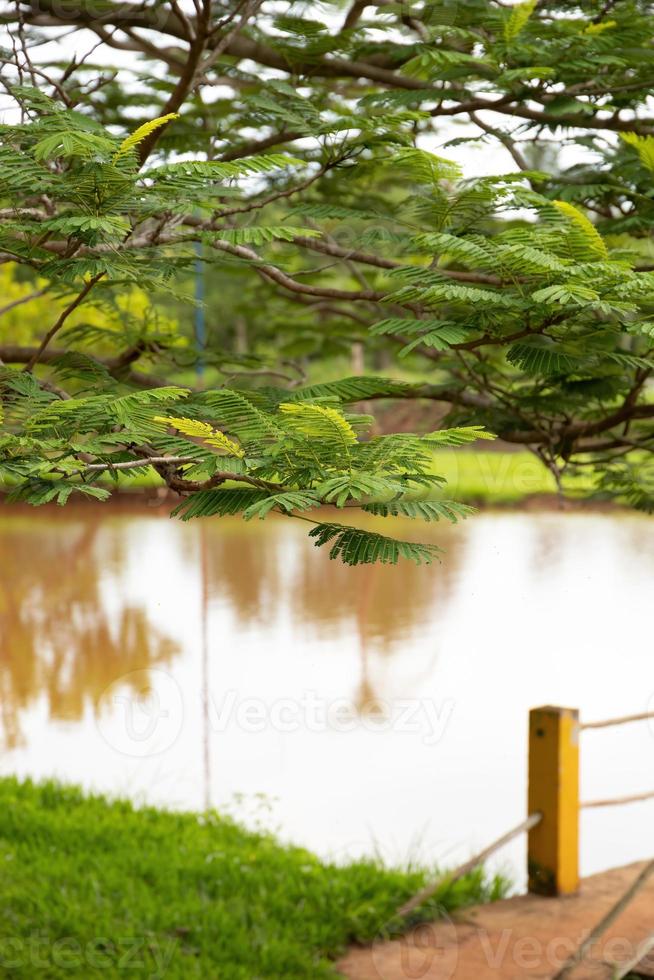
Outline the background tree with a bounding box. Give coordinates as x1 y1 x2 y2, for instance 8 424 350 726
0 0 653 561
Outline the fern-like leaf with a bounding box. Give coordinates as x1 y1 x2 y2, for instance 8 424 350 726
552 200 608 261
172 488 269 520
363 499 475 522
504 0 537 41
620 133 654 173
308 522 443 565
154 416 244 457
113 113 179 163
423 426 496 446
242 490 321 519
279 402 358 452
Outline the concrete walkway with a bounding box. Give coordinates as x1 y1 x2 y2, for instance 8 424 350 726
338 862 654 980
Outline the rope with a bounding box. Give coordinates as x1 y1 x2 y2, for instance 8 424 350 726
613 931 654 980
582 711 654 730
553 859 654 980
395 812 542 919
581 788 654 809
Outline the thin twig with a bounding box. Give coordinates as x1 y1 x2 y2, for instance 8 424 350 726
0 286 47 317
22 273 105 372
83 456 196 472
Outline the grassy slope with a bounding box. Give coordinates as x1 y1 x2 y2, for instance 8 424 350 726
0 779 507 979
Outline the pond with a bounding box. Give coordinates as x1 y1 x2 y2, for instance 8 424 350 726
1 502 653 887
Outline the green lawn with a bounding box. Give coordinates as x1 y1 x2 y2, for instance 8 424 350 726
0 779 507 979
431 449 558 503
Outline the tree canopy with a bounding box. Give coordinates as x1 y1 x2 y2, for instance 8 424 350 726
0 0 653 562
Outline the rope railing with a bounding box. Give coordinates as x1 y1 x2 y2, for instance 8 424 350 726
392 704 654 980
581 788 654 809
399 704 654 922
581 710 654 730
553 859 654 980
576 707 654 815
396 812 542 919
528 705 654 897
614 929 654 980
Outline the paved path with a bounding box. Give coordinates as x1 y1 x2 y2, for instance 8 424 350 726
338 862 654 980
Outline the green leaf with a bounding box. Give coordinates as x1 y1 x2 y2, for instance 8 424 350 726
552 201 608 261
212 226 320 246
242 490 321 519
172 489 270 520
279 402 358 450
531 283 600 305
289 377 413 403
423 427 496 446
307 522 443 565
507 340 578 375
620 133 654 173
388 148 463 184
33 129 115 162
504 0 537 41
363 499 475 523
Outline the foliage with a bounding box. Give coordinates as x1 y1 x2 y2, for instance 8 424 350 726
1 0 653 556
0 777 508 978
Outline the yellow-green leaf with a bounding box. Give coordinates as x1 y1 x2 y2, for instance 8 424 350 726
504 0 537 41
552 200 608 261
620 132 654 173
154 416 244 457
113 113 180 163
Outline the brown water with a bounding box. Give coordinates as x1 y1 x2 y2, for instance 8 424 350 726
1 503 653 883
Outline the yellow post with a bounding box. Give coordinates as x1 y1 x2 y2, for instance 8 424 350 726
528 705 579 896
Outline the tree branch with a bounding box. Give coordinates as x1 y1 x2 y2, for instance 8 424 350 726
22 273 105 372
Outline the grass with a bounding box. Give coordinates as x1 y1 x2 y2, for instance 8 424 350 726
431 449 558 504
0 778 508 979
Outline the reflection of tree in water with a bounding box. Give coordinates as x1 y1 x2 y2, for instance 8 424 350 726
350 546 461 715
196 516 463 719
0 510 177 750
353 565 384 718
200 521 283 624
289 519 462 652
200 514 462 664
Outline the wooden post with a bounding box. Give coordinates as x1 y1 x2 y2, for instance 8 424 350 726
528 705 579 896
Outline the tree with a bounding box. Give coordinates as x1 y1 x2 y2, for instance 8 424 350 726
0 0 652 563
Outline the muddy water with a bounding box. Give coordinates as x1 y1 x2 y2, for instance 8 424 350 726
1 503 652 883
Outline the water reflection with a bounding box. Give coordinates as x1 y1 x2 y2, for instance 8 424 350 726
199 515 460 646
0 511 177 749
0 507 457 749
199 516 461 724
1 504 653 882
